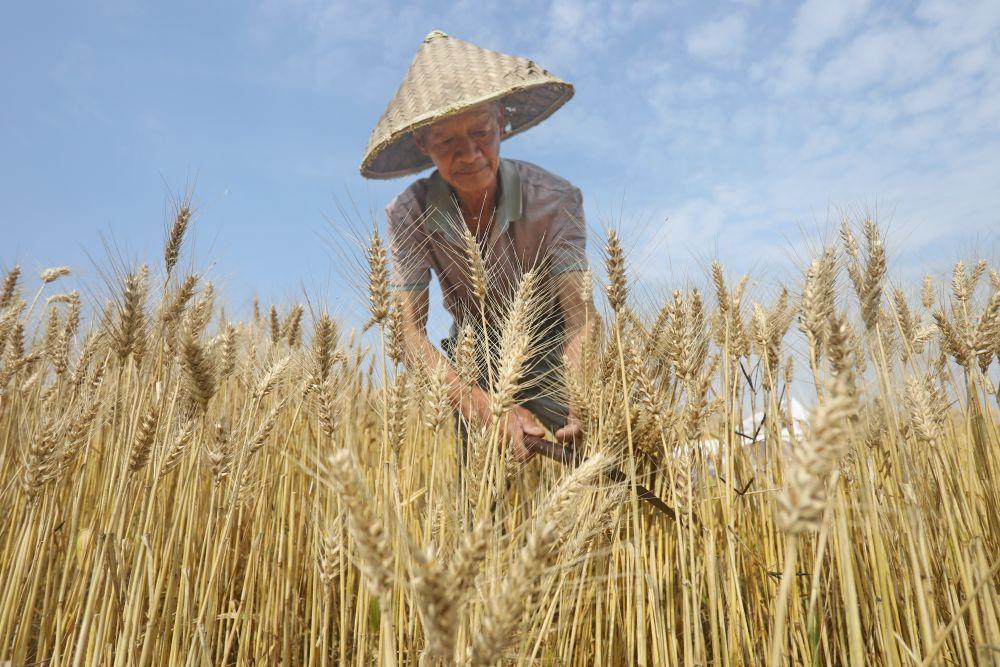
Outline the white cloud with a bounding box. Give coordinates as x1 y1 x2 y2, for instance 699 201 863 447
686 14 748 63
536 0 668 74
916 0 1000 51
647 75 729 106
761 0 1000 98
815 25 935 93
547 0 602 39
788 0 870 55
950 76 1000 136
836 97 901 129
250 0 514 89
510 103 623 166
621 0 1000 286
950 42 997 76
250 0 1000 286
899 76 975 116
755 57 812 95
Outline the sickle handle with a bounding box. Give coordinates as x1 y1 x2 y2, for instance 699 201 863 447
524 434 581 466
523 434 678 521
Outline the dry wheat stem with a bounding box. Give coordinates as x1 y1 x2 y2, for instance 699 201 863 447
1 209 998 665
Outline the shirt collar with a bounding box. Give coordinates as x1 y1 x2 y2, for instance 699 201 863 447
426 158 522 242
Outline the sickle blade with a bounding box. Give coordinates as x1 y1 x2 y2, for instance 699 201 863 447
525 435 678 521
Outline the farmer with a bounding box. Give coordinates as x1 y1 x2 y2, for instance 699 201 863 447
360 30 592 461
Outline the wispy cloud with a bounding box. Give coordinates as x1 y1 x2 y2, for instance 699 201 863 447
815 24 935 93
614 0 1000 282
686 14 748 64
531 0 668 74
3 0 997 308
788 0 870 55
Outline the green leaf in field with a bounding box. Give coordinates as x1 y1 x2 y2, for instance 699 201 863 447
368 597 381 633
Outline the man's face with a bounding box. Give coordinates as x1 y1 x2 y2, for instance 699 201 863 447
414 104 503 196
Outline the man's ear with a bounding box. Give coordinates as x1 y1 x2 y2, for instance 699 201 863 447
412 129 429 157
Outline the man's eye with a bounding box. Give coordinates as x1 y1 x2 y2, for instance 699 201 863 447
471 130 488 139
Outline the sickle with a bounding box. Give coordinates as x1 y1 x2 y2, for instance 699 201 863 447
524 435 677 521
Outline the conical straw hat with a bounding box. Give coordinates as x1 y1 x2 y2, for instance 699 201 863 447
360 30 574 179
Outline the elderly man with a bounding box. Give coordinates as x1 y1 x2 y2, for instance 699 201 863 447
360 30 592 460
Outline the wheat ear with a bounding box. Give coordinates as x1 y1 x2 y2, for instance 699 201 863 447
164 203 192 276
467 521 557 667
328 448 394 597
490 270 537 418
605 229 628 313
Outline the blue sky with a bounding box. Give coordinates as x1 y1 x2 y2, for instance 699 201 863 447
2 0 998 337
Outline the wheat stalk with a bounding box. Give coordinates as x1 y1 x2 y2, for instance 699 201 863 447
328 448 394 598
467 521 558 667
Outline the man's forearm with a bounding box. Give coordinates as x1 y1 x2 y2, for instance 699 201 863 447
562 320 586 377
404 332 489 422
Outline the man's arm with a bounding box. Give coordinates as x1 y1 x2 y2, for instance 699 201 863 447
397 286 484 421
546 184 593 444
386 194 540 458
553 270 595 444
396 286 544 459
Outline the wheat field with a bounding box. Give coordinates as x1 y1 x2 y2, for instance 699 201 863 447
1 206 999 666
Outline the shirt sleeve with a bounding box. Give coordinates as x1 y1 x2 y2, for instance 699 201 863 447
549 186 588 275
386 192 432 291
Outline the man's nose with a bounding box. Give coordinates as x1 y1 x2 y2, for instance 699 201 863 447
453 134 479 160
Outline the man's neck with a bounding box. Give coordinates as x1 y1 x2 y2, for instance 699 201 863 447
456 183 498 236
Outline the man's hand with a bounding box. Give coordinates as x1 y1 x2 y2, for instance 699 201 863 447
554 412 584 446
497 405 546 461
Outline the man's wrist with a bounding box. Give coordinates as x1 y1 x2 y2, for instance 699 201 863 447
470 387 492 422
455 385 491 423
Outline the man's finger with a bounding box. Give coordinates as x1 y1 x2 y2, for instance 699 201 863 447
554 424 582 444
523 422 546 437
512 438 534 461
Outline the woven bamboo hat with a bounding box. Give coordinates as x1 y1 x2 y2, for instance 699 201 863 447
359 30 574 180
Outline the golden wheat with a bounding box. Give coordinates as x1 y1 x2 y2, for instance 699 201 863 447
0 209 998 666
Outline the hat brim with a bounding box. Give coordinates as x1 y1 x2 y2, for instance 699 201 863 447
360 81 573 180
